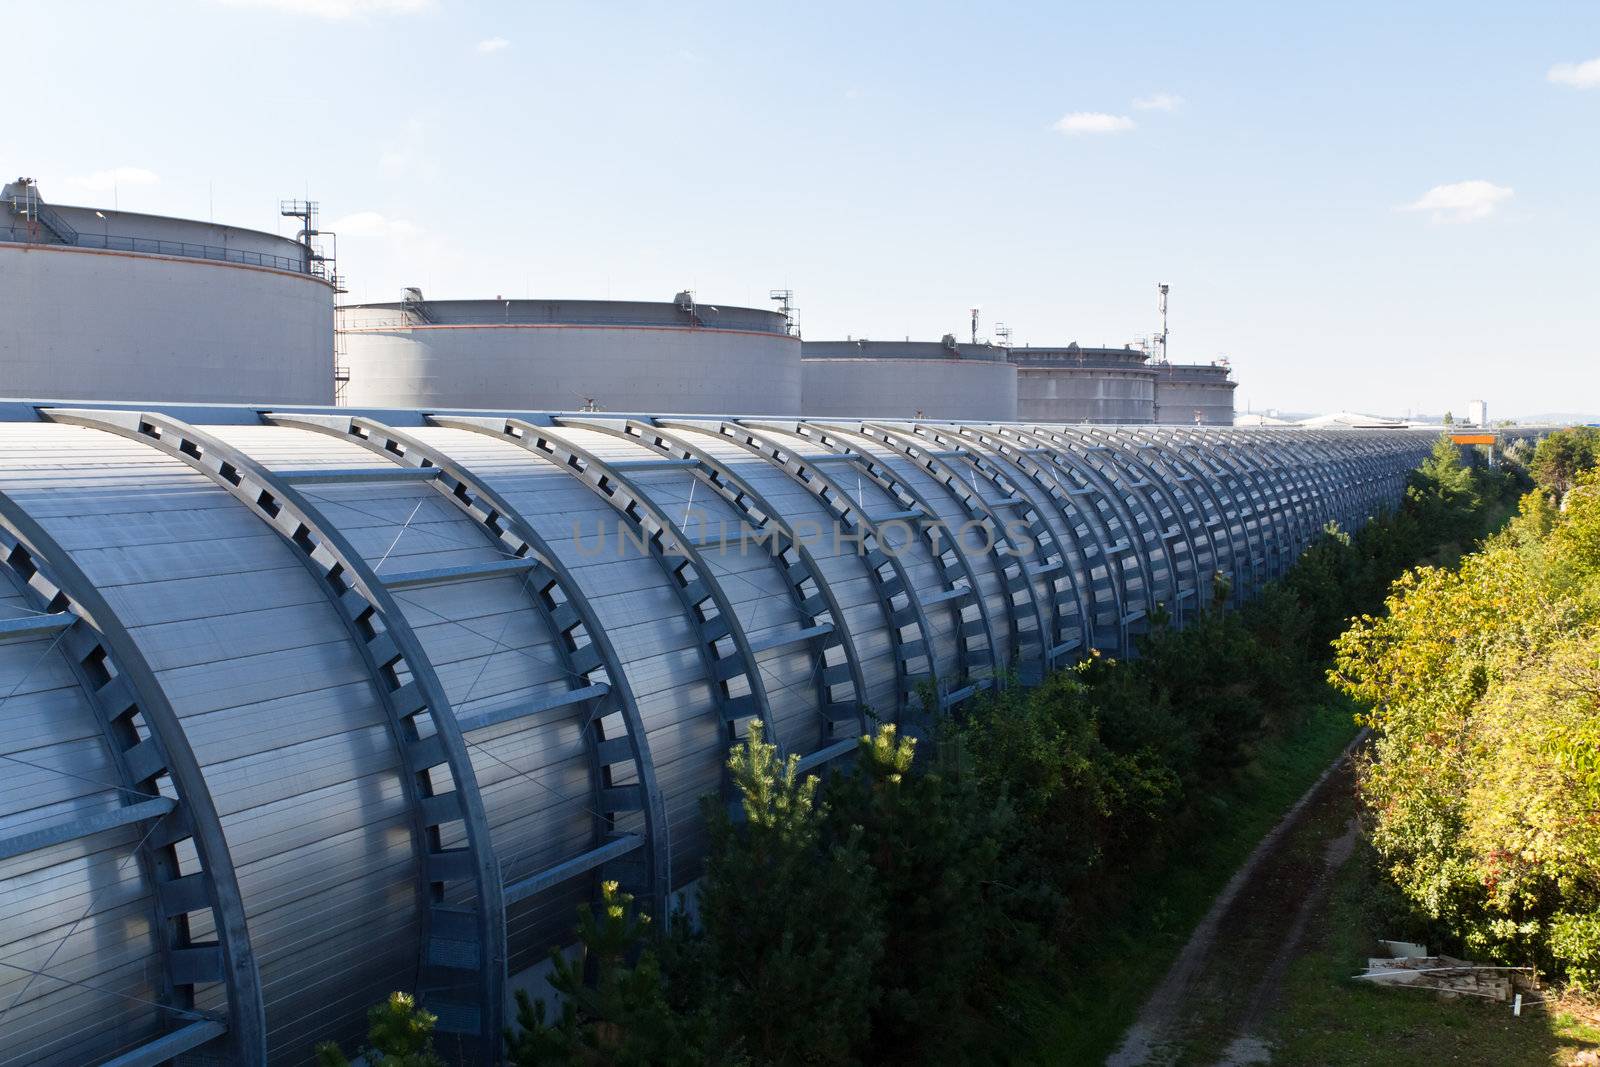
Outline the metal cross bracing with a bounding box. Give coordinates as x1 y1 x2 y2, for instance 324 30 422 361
0 490 266 1067
429 416 782 811
741 420 1002 715
560 416 871 774
36 408 507 1065
258 416 671 924
846 421 1068 683
655 418 942 723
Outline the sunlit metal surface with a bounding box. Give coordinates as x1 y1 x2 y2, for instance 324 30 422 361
0 401 1429 1066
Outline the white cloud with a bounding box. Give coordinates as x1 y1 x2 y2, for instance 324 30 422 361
1053 112 1135 135
331 211 420 238
210 0 432 19
1548 56 1600 89
476 36 510 53
65 167 160 192
1133 92 1184 111
1401 180 1515 223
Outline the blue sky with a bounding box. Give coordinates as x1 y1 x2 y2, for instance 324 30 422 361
12 1 1599 417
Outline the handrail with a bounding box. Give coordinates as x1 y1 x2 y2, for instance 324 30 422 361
2 230 312 274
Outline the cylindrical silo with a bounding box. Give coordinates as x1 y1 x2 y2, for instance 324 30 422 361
800 339 1017 421
338 292 801 415
1010 344 1157 424
1153 362 1237 425
0 179 334 404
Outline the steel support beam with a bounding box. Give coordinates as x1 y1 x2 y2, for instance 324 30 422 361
38 408 505 1063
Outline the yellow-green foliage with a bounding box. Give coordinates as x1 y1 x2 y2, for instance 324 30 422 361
1332 468 1600 984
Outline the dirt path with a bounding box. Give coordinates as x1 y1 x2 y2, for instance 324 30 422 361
1105 733 1367 1066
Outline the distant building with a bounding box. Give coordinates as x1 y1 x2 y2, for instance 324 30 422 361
1469 399 1488 427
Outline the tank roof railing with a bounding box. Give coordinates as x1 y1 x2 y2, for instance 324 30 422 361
339 310 794 335
2 228 313 275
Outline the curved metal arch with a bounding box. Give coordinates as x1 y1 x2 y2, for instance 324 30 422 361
0 490 267 1065
1158 431 1276 593
561 415 871 763
1270 432 1359 536
1022 425 1178 618
1044 426 1205 626
260 412 671 918
39 407 506 1062
940 423 1109 654
1101 429 1220 620
1219 434 1303 572
869 420 1078 677
1095 432 1229 614
997 425 1157 649
1118 432 1248 609
958 423 1136 652
1231 431 1320 554
429 415 784 793
822 420 1048 678
666 418 945 719
752 419 1001 704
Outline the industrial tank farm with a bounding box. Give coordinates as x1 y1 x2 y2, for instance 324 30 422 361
801 339 1019 421
0 180 334 405
0 396 1427 1066
338 292 801 414
1012 343 1158 424
1154 361 1238 425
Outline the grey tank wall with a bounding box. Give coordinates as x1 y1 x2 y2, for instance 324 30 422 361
0 399 1430 1066
0 244 334 404
801 359 1018 420
1016 365 1156 423
1153 366 1237 425
340 313 801 415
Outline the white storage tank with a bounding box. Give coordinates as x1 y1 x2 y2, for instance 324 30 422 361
1153 362 1237 425
338 291 801 415
0 179 335 404
801 339 1018 421
1011 344 1157 424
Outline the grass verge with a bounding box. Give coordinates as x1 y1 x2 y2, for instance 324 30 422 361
1262 809 1600 1065
1003 696 1362 1064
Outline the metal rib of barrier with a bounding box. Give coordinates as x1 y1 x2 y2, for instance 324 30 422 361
0 489 267 1065
39 408 506 1062
429 415 781 804
819 421 1045 679
869 420 1080 679
1044 427 1201 626
662 418 943 721
261 412 671 920
953 423 1129 653
747 420 1000 710
565 416 871 769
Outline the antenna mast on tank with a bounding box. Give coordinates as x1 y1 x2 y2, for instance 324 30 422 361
1156 283 1170 364
993 322 1013 349
970 307 980 345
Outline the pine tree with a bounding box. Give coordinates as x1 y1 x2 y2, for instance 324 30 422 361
314 992 443 1067
697 720 883 1064
503 881 713 1066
